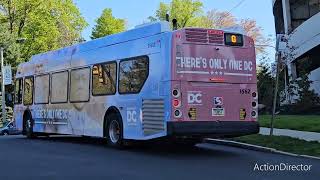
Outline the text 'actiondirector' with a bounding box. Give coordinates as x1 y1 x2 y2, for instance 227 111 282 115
254 163 312 172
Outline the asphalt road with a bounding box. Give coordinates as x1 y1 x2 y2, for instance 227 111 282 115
0 135 319 180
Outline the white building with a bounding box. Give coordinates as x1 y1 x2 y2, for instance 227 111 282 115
273 0 320 103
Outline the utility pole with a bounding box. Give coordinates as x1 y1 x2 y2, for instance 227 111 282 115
0 47 6 123
270 51 281 136
270 35 284 136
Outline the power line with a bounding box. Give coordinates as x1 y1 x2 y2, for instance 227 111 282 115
228 0 246 13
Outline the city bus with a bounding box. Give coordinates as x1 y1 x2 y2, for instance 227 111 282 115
14 21 259 147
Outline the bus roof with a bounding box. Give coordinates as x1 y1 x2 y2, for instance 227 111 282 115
16 21 171 77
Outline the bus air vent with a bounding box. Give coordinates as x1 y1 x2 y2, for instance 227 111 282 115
208 33 224 44
142 99 165 136
185 28 224 44
185 29 208 43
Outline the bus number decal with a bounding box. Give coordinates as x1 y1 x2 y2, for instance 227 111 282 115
240 89 251 95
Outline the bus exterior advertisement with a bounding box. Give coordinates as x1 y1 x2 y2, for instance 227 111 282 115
13 22 259 148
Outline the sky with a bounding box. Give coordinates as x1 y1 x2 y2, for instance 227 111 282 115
73 0 276 61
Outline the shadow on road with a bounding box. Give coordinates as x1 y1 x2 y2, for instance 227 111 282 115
7 135 240 158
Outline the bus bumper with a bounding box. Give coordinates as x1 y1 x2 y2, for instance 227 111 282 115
167 121 259 138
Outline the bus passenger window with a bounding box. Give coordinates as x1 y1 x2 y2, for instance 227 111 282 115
119 56 149 94
35 74 49 104
92 62 117 95
14 79 23 104
23 77 34 105
51 71 69 103
70 67 90 102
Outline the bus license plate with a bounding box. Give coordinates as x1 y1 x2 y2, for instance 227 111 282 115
212 108 225 116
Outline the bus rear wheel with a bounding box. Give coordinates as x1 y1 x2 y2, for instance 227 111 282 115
106 114 124 148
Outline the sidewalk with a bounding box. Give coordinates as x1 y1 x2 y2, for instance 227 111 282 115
260 127 320 142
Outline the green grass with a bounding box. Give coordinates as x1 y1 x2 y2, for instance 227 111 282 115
258 115 320 133
233 134 320 157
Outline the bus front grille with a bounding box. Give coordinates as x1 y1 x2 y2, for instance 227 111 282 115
142 99 165 136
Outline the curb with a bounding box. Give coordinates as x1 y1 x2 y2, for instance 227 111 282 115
205 138 320 161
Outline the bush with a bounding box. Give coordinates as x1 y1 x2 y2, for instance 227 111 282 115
279 104 320 115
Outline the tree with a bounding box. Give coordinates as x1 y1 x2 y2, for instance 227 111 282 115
149 0 203 28
91 8 126 39
0 0 88 62
195 10 271 54
240 19 271 54
0 24 21 68
193 10 237 29
257 62 275 113
150 2 271 54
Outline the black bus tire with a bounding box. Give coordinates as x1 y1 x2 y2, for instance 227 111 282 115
105 113 124 148
24 116 35 139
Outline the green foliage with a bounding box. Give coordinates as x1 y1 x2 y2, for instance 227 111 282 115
91 8 126 39
258 115 320 133
150 1 270 54
282 59 320 112
152 0 203 28
233 134 320 157
0 24 22 68
257 63 274 111
294 74 320 110
0 0 88 62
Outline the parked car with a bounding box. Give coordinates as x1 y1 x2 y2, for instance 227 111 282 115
0 122 21 135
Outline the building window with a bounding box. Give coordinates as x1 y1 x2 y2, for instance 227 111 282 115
51 71 69 103
23 76 34 105
119 56 149 94
70 67 90 102
290 0 320 31
14 78 23 104
294 45 320 78
273 0 285 34
309 0 320 16
35 74 50 104
92 62 117 96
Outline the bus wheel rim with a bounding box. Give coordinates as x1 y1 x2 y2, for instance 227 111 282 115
25 119 32 134
26 119 31 129
109 120 120 144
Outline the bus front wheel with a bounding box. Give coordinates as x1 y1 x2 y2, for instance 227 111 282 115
106 113 124 148
24 116 35 139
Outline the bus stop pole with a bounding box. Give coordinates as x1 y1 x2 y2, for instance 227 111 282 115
0 47 6 123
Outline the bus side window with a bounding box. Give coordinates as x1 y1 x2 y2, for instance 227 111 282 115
35 74 50 104
119 56 149 94
70 67 90 102
51 71 69 103
92 62 117 96
14 78 23 104
23 77 34 105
